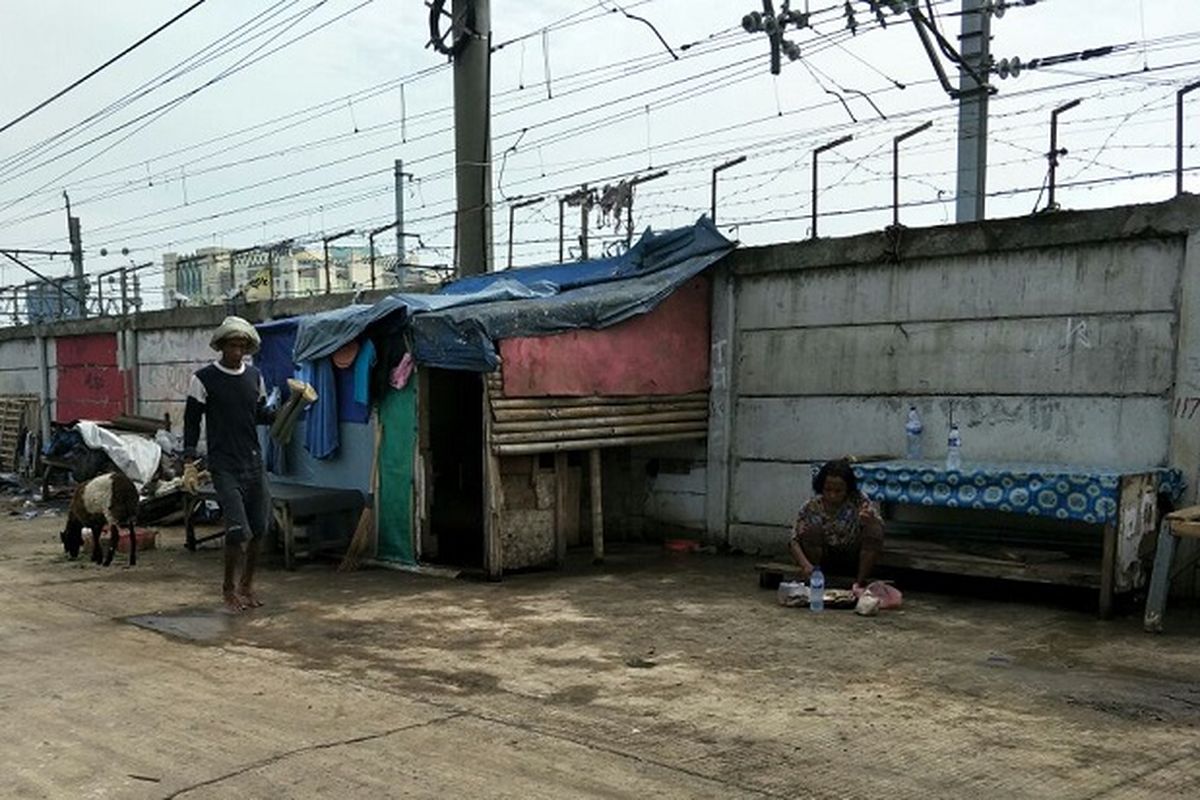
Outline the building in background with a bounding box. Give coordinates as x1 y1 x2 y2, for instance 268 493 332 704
162 243 448 307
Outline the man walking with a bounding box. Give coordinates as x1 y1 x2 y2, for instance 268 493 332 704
182 316 276 613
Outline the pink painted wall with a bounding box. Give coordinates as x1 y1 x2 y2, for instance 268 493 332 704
56 334 126 422
500 276 710 397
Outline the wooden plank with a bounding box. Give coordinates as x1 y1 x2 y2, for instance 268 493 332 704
492 392 708 409
554 452 568 567
493 410 707 432
1099 522 1117 618
491 421 706 444
1168 520 1200 539
493 431 707 456
589 449 604 564
1144 520 1176 632
483 377 504 581
493 401 708 422
1166 504 1200 522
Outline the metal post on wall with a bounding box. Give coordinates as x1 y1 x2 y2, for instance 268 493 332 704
1177 80 1200 195
893 121 934 228
507 195 544 268
1047 98 1082 212
321 228 355 294
558 196 567 263
710 155 746 225
625 170 667 247
811 134 852 238
369 221 394 290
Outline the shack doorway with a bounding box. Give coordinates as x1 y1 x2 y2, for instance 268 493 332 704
425 368 485 568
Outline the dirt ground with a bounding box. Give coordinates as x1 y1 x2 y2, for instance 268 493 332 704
2 511 1199 800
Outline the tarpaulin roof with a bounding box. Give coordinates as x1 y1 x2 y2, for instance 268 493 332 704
292 217 734 371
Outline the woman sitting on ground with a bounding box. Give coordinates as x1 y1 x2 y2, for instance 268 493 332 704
789 459 884 594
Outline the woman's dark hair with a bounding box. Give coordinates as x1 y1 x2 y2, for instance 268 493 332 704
812 459 858 495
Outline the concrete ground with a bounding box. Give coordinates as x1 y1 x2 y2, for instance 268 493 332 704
2 512 1199 800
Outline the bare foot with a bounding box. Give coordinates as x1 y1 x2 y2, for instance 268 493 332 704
237 589 263 609
222 593 245 614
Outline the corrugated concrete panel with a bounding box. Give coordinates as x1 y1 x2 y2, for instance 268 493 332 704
0 370 43 396
140 363 200 403
737 240 1181 330
730 522 790 554
650 468 707 495
734 396 1171 469
0 339 40 370
141 399 187 429
738 313 1174 396
137 328 213 363
632 440 708 532
731 459 811 528
0 338 44 397
644 492 705 529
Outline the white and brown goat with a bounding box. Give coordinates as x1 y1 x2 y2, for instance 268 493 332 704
61 471 140 566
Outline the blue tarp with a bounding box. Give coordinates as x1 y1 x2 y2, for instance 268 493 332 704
292 218 735 371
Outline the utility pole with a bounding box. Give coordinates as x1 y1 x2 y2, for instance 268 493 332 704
955 0 991 222
322 228 355 294
394 160 412 264
451 0 492 276
63 191 84 318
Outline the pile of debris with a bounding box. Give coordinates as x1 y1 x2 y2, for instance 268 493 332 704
42 414 187 525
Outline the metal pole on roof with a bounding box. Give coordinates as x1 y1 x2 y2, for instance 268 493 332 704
507 195 544 268
710 155 746 225
892 121 933 228
625 170 667 247
1046 98 1081 212
812 135 852 238
1177 80 1200 195
368 220 398 290
580 185 590 260
558 197 566 263
321 228 355 294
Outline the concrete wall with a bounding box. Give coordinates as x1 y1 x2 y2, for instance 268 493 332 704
0 288 402 437
706 197 1200 595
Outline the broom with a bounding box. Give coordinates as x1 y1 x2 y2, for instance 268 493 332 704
338 419 382 572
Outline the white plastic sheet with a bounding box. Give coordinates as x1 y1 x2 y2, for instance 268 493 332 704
75 421 162 485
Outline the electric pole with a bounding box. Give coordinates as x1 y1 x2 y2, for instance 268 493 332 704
394 159 412 264
453 0 493 275
64 191 84 318
955 0 991 222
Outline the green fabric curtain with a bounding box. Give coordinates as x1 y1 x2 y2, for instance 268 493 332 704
376 381 417 564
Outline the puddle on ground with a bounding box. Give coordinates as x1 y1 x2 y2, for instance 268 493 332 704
125 612 231 643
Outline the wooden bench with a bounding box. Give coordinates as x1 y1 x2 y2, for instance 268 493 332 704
756 537 1103 591
184 482 364 570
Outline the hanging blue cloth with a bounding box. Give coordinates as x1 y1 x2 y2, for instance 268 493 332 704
254 319 298 474
353 339 376 405
335 361 369 424
299 358 339 459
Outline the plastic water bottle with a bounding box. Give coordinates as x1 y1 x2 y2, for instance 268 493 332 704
946 423 962 471
809 566 825 612
904 406 923 460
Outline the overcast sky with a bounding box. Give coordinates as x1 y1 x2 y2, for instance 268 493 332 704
0 0 1197 304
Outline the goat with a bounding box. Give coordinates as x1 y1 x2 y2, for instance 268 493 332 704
61 471 140 567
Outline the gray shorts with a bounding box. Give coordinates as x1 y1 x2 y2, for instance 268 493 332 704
211 467 271 546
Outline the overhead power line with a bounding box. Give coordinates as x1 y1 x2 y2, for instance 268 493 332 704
0 0 208 137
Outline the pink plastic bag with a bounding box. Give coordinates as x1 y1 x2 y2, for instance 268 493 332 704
865 581 903 610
